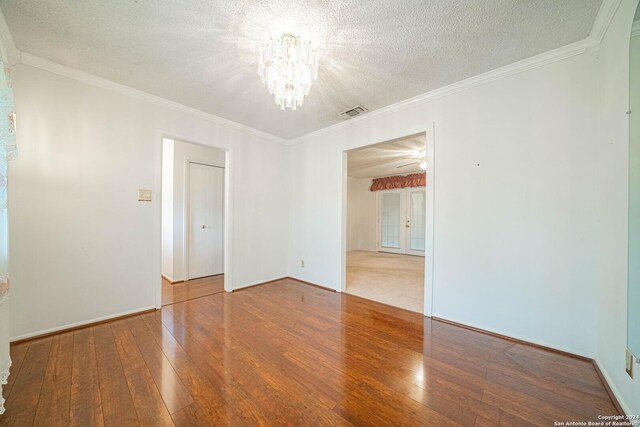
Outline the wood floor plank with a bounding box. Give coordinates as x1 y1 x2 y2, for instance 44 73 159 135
69 329 103 427
169 403 208 427
0 409 36 427
184 295 346 413
1 343 29 401
2 279 622 426
1 338 52 420
126 315 193 414
140 312 184 358
110 320 173 427
32 333 73 427
166 350 249 426
482 390 557 425
162 303 292 425
186 292 487 425
93 323 139 427
485 360 617 418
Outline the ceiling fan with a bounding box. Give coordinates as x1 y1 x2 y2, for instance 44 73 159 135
396 149 427 170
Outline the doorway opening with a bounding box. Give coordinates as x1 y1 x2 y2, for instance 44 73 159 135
160 137 227 306
343 132 431 314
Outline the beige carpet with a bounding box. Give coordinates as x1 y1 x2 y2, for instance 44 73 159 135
346 250 424 313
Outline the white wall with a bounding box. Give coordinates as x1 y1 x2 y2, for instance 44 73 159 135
169 139 225 281
9 63 289 339
160 138 174 279
288 50 601 357
346 176 376 252
594 0 640 415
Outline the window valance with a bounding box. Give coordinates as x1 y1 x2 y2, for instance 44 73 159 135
370 173 425 191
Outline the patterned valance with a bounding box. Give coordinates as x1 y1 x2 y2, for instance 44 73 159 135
370 173 426 191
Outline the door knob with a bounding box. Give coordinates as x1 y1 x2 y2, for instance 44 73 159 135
202 225 206 229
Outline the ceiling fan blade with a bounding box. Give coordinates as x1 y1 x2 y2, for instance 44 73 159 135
396 162 419 168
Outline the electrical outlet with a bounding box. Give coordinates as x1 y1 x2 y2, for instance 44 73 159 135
626 349 635 379
301 260 305 268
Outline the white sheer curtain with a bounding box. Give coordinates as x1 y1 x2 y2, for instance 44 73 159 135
0 61 16 416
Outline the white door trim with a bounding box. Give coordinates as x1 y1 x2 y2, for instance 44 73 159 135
340 123 436 317
424 122 435 317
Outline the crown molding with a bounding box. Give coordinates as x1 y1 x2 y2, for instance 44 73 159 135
589 0 623 43
0 7 20 65
19 52 288 145
17 44 596 148
288 37 597 145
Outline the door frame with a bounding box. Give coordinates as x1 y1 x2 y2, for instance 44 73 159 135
340 123 435 317
184 160 225 281
156 132 234 309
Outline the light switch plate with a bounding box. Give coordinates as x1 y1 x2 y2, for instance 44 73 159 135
626 349 635 379
138 189 152 202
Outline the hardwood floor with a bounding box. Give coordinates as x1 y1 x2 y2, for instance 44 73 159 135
0 279 619 426
162 275 224 306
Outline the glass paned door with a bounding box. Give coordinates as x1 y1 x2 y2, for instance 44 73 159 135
408 190 426 254
377 188 425 256
380 191 403 252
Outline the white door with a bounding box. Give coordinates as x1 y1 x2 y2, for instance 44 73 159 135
188 163 224 279
377 187 425 256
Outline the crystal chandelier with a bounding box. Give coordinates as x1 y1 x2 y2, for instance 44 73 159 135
258 33 318 110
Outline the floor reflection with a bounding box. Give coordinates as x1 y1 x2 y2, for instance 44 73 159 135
1 278 619 425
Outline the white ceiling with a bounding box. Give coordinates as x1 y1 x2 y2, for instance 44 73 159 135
0 0 602 140
348 135 426 179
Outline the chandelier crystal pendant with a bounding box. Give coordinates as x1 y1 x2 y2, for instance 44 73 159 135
258 33 318 110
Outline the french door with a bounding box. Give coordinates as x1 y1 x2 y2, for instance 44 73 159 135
377 187 426 256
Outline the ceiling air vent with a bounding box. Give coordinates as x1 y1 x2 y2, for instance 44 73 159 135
337 105 368 119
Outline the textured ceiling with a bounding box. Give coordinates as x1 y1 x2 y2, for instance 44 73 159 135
1 0 602 140
348 135 426 179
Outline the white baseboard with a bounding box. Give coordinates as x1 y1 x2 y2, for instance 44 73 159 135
10 305 157 342
431 313 593 359
232 276 286 291
594 358 632 416
161 274 184 283
287 276 338 292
